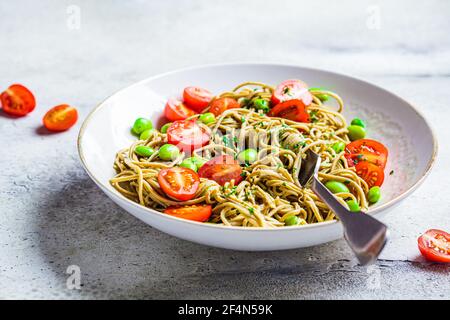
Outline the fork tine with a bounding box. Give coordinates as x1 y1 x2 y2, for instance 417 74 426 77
298 149 320 186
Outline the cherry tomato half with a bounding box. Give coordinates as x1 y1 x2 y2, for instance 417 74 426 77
164 98 196 122
0 84 36 116
43 104 78 131
345 139 388 168
271 79 313 106
164 204 212 222
209 97 240 117
268 99 310 123
183 86 213 113
198 155 243 186
158 167 200 201
418 229 450 263
167 120 210 153
355 161 385 188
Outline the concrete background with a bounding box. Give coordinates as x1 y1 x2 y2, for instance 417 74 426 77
0 0 449 299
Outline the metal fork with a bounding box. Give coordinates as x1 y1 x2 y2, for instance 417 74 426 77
298 149 388 265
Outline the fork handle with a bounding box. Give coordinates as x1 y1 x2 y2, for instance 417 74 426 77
311 176 388 265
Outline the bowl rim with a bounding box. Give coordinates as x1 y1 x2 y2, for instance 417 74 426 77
77 62 438 232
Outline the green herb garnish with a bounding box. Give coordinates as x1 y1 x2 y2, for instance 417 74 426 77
222 136 233 148
309 110 319 123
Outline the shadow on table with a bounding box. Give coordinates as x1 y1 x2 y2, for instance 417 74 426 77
34 174 358 299
35 125 60 136
408 256 450 273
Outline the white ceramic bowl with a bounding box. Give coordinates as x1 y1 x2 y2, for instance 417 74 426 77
78 63 437 251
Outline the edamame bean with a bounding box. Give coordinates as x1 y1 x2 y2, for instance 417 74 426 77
160 123 172 134
198 113 216 125
332 141 346 153
309 87 329 102
179 158 198 171
189 157 207 170
347 125 366 141
237 149 258 164
134 146 155 157
139 129 155 140
252 99 270 113
325 181 350 194
158 144 180 161
351 118 366 128
346 199 360 212
132 118 153 135
285 215 300 226
368 186 381 203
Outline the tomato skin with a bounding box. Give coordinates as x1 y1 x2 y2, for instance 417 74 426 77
43 104 78 131
209 97 240 117
1 84 36 116
271 79 313 106
198 155 243 186
167 120 210 153
183 86 213 112
418 229 450 263
164 204 212 222
268 99 310 123
355 161 384 187
158 167 200 201
164 98 196 121
345 139 388 168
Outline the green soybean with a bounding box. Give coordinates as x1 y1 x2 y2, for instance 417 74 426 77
309 87 329 102
160 123 172 134
346 199 360 212
368 186 381 203
139 129 155 140
158 144 180 161
332 141 346 154
285 215 300 226
347 125 366 141
134 146 155 157
351 118 366 128
237 149 258 164
325 181 350 194
198 113 216 125
180 158 198 171
132 118 153 135
252 99 270 113
189 157 207 170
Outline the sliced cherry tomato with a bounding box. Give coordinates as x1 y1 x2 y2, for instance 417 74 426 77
167 120 210 153
209 97 240 117
355 161 384 187
43 104 78 131
158 167 200 201
268 99 310 123
1 84 36 116
345 139 388 168
183 86 213 113
164 98 196 122
198 155 243 186
418 229 450 263
164 204 212 222
271 79 313 106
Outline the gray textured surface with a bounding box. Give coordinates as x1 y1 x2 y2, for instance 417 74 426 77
0 0 449 300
